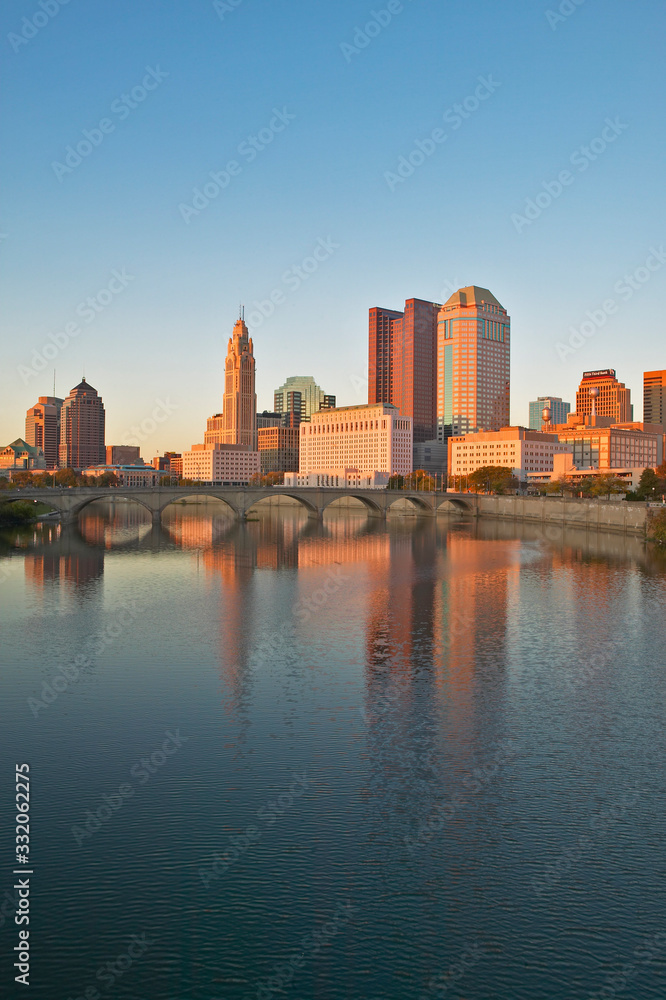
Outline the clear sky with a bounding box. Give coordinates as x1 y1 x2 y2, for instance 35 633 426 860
1 0 665 457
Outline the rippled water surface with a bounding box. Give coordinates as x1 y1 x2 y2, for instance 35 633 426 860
1 500 665 999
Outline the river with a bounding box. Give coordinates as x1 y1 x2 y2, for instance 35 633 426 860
1 500 665 999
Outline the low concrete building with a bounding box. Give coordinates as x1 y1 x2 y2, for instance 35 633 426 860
448 427 570 483
182 443 260 485
284 469 389 489
83 464 160 486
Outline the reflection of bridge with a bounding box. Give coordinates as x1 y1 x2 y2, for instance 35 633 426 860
1 486 476 524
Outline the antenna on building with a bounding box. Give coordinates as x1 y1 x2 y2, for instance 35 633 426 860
53 369 56 397
242 304 245 321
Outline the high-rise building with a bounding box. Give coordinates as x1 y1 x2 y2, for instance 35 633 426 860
221 316 257 449
575 369 632 422
436 286 510 441
106 445 141 465
368 299 441 442
25 396 63 469
274 376 335 420
528 396 571 431
258 426 300 473
58 378 105 470
644 370 666 431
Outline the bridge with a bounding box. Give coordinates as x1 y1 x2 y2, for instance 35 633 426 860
0 486 477 525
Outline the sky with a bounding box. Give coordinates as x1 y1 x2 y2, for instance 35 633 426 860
1 0 665 457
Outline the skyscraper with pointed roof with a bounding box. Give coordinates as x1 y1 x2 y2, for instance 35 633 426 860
58 378 105 469
221 315 257 450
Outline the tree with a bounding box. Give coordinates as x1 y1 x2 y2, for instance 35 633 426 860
588 474 627 499
468 466 517 494
635 468 660 501
388 474 404 490
97 471 119 487
55 468 77 487
649 508 666 544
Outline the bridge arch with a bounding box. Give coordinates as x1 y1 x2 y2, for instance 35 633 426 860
386 493 433 513
321 493 384 516
159 492 240 519
243 491 319 517
435 494 474 512
70 493 157 518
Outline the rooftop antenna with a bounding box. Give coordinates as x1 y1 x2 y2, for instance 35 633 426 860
242 304 245 321
53 369 56 397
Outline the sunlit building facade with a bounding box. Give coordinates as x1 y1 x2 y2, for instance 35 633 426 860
448 427 569 483
436 286 510 441
297 403 413 478
368 298 441 443
182 443 260 484
220 316 257 450
575 369 632 422
58 378 105 470
25 396 63 469
644 369 666 432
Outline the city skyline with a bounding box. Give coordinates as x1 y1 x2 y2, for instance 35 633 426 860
2 2 665 458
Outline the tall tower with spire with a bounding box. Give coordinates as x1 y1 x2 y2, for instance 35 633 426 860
221 314 257 449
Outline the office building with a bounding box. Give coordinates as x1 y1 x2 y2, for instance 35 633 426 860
448 427 569 483
274 377 335 420
106 445 141 465
575 369 632 422
219 316 257 449
257 411 282 429
528 396 570 431
368 298 440 442
182 443 260 484
644 370 666 431
296 402 412 479
436 286 511 441
258 426 300 473
58 378 105 470
25 396 63 469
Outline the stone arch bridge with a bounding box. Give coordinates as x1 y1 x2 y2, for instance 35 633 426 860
1 486 477 525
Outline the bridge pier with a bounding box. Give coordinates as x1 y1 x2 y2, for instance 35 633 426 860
151 509 162 526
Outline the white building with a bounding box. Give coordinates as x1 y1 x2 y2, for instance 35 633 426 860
283 469 389 489
448 427 570 483
182 443 260 484
296 403 412 480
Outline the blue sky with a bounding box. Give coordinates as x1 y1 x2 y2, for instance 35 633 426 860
1 0 665 456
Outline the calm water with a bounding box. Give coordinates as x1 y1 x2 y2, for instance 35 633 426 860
1 500 665 1000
